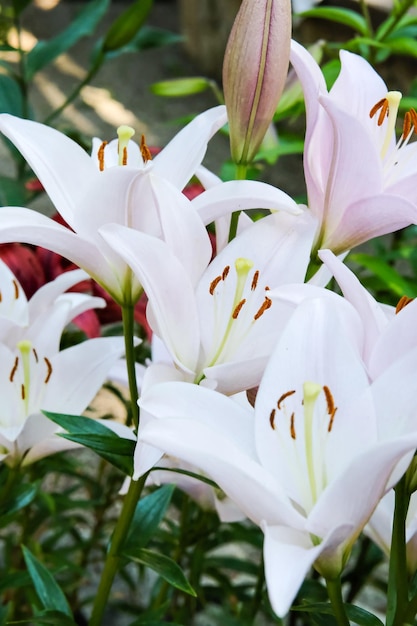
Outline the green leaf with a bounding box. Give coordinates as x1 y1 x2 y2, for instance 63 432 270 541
0 74 24 116
102 0 153 52
383 35 417 57
349 253 417 298
151 77 212 97
43 411 135 475
124 547 196 596
0 481 38 527
21 546 73 619
25 0 110 79
0 176 28 205
0 604 8 625
14 610 77 625
299 7 369 35
293 601 384 625
125 484 175 551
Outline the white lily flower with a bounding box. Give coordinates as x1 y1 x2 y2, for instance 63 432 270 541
0 107 300 303
290 40 417 255
0 260 105 349
101 209 317 394
138 297 417 617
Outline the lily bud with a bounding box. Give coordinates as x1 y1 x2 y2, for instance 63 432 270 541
222 0 291 166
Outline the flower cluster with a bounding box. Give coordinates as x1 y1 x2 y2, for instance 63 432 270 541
1 6 417 623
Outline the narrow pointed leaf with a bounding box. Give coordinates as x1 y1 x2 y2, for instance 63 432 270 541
43 411 134 474
293 601 384 625
21 546 73 618
125 484 175 550
26 0 110 79
124 547 196 596
102 0 153 52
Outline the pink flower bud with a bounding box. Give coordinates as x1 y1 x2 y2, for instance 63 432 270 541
223 0 291 165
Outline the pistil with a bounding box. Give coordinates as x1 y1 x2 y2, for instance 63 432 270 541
117 125 135 166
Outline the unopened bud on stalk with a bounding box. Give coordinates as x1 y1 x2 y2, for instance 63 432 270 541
222 0 291 166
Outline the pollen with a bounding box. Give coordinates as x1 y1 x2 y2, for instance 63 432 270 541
222 266 230 281
97 141 108 172
32 348 39 363
21 384 25 400
402 108 417 140
253 296 272 320
290 412 296 440
12 279 19 300
251 270 259 291
396 295 414 314
9 356 18 382
140 134 153 163
44 357 53 384
209 275 222 295
370 97 390 126
269 408 276 430
232 298 246 319
277 389 296 410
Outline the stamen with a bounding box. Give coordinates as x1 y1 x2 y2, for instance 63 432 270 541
32 348 38 363
232 298 246 319
44 357 53 384
21 384 25 400
396 295 414 314
209 275 222 295
246 386 258 407
9 356 18 382
251 270 259 291
253 296 272 320
290 412 296 439
140 134 153 163
323 385 337 432
269 408 276 430
222 266 230 280
117 125 135 166
370 91 402 159
402 108 417 140
97 141 108 172
370 97 389 126
12 280 19 299
0 290 2 302
277 389 296 410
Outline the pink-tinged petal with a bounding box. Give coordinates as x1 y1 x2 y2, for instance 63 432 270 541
369 299 417 379
262 523 352 617
43 336 126 415
152 106 227 190
318 249 388 361
0 114 97 225
330 50 387 121
323 193 417 253
315 96 383 226
140 415 302 528
100 225 200 373
192 180 300 225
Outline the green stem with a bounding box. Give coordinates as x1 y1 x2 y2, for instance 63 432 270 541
43 56 103 125
88 474 146 626
228 162 248 242
325 577 350 626
376 0 416 41
387 475 410 626
121 303 140 429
